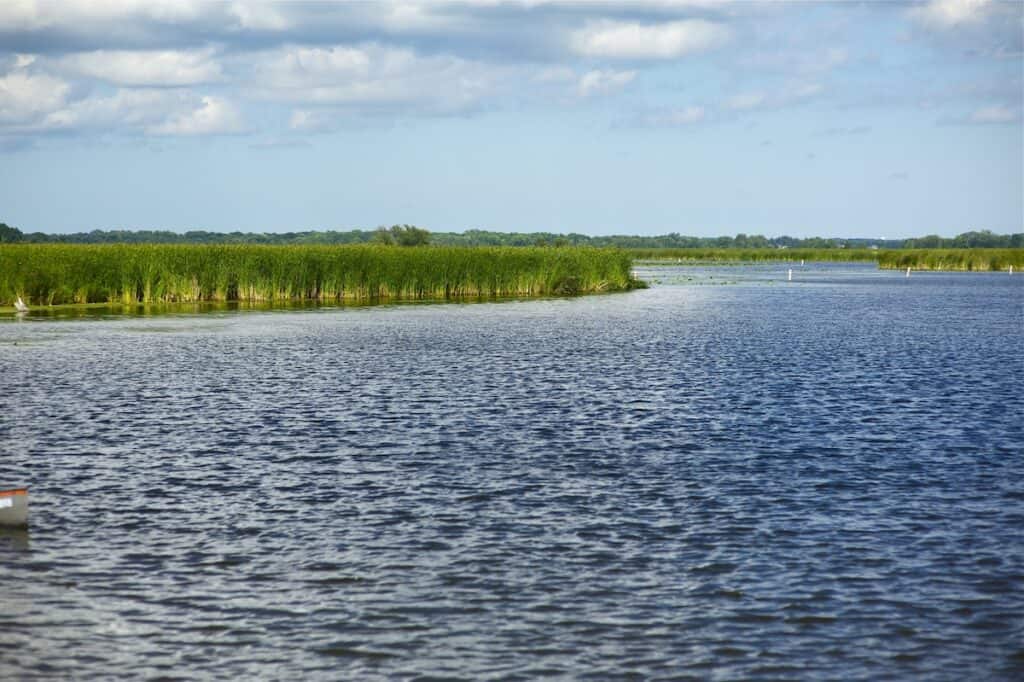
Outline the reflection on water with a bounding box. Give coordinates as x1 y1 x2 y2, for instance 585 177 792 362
1 263 1022 680
0 527 29 551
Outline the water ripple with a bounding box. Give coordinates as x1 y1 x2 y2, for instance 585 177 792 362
1 264 1022 680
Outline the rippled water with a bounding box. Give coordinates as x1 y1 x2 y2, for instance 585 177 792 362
2 263 1022 680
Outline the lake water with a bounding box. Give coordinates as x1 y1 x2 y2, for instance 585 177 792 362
2 262 1022 680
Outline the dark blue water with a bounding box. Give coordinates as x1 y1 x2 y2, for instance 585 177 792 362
2 263 1022 680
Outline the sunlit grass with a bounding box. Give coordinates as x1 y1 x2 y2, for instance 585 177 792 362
875 249 1024 271
0 244 638 306
628 248 881 263
630 247 1023 271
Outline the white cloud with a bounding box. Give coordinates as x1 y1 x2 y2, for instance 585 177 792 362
628 105 707 127
571 19 730 60
726 92 765 111
228 1 292 31
39 89 179 131
790 82 823 99
0 71 70 124
533 66 576 83
289 109 334 132
251 44 501 114
150 96 244 135
59 49 223 86
720 82 822 115
968 105 1018 123
0 82 245 137
577 69 635 97
0 0 213 30
909 0 994 28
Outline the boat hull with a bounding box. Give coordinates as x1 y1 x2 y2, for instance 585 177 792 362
0 489 28 527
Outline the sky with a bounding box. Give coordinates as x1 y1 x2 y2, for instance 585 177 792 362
0 0 1021 238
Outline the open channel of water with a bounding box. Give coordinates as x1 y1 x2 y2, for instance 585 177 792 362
1 262 1022 679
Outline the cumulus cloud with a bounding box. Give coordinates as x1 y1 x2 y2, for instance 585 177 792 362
909 0 994 28
0 70 70 125
288 109 333 132
227 1 292 31
149 96 245 135
39 89 184 132
58 48 223 86
625 105 707 128
968 105 1019 123
726 92 765 111
938 104 1021 125
577 69 635 97
533 65 576 83
720 82 823 115
250 44 502 114
906 0 1022 59
0 1 1018 142
571 19 730 60
0 72 244 137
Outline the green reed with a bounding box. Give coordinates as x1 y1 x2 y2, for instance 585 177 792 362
630 247 1023 271
0 244 637 306
628 248 881 263
874 249 1024 271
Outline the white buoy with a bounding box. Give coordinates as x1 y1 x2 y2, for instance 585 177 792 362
906 267 911 278
1010 265 1014 275
13 296 28 313
788 269 793 281
801 259 805 266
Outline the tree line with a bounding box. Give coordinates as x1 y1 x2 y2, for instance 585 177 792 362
0 222 1020 250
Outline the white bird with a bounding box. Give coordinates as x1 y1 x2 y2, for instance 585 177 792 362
14 296 28 313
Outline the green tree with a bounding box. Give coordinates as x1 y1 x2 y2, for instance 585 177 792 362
0 223 24 243
389 224 431 246
372 226 395 245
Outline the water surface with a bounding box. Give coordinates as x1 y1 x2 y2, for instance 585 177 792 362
2 262 1022 679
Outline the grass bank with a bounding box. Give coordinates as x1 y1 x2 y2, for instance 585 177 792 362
874 249 1023 271
629 248 881 263
631 247 1023 271
0 244 637 307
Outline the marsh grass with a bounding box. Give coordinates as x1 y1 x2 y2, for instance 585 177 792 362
874 249 1024 271
630 247 1023 271
0 244 637 306
628 248 882 263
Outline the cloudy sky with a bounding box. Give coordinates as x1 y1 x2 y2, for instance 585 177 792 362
0 0 1020 237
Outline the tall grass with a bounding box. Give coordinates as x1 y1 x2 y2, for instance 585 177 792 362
0 244 636 306
629 248 881 263
631 247 1023 271
875 248 1024 271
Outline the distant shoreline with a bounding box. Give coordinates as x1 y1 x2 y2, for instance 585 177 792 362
629 247 1023 272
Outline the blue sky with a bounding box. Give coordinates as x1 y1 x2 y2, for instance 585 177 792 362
0 0 1020 238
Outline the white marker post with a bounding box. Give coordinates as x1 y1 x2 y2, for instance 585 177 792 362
788 269 793 281
906 267 911 278
1010 265 1014 275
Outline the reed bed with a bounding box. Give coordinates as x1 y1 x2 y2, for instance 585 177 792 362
875 248 1024 271
629 248 881 263
631 247 1023 271
0 244 636 306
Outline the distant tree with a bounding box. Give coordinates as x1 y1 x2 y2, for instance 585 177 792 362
372 226 395 245
0 222 23 242
389 224 431 247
